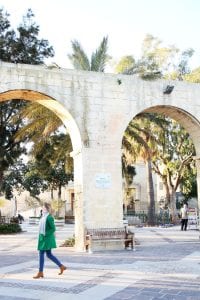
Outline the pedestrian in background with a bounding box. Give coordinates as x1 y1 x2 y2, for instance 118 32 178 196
180 203 189 231
39 209 43 218
33 202 67 279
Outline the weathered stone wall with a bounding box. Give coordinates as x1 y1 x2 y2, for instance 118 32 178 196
1 62 200 250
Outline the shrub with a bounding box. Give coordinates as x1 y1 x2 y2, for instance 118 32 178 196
0 223 22 234
60 237 75 247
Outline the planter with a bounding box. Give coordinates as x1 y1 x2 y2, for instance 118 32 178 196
65 215 75 224
54 219 65 226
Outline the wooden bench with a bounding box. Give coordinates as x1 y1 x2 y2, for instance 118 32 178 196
85 227 135 253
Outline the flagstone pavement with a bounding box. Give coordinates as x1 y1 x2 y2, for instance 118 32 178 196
0 221 200 300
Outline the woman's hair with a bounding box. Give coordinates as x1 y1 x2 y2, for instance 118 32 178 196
43 202 51 212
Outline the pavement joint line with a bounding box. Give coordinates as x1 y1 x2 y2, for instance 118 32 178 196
103 276 200 300
0 271 121 295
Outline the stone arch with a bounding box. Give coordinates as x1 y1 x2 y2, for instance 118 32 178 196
0 89 82 153
0 89 84 250
121 104 200 211
143 105 200 156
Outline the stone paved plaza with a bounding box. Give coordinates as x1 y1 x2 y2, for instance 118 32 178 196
0 222 200 300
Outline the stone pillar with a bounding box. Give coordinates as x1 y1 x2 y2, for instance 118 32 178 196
70 149 85 252
195 158 200 213
73 144 124 251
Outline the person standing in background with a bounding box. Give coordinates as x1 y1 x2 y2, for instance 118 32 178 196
180 203 189 231
39 209 43 218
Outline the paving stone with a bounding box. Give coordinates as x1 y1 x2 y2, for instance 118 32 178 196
0 224 200 300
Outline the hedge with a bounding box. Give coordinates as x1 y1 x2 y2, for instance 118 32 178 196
0 223 22 234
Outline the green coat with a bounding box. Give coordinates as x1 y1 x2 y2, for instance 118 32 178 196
37 214 57 250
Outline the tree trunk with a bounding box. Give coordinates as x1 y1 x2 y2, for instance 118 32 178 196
58 184 62 199
169 187 177 223
0 170 4 196
163 179 170 207
56 184 62 217
163 181 177 223
51 188 54 199
146 159 155 225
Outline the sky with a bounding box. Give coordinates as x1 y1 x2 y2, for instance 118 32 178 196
0 0 200 70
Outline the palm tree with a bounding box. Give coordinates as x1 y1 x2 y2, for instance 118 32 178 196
14 102 63 155
123 124 155 225
122 113 166 225
68 36 110 72
121 153 136 214
124 113 196 224
14 102 73 170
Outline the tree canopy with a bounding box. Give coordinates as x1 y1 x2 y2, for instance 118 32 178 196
0 8 54 64
0 8 55 197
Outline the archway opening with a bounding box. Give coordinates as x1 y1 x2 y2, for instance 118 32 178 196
122 105 200 227
0 89 83 248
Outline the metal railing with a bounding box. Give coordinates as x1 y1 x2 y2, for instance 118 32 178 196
124 210 171 226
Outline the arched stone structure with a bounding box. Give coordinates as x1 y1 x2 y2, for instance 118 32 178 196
1 62 200 250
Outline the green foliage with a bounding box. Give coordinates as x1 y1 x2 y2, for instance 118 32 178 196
141 34 178 71
115 34 194 81
0 100 27 196
116 34 178 79
115 56 135 74
151 118 196 191
15 102 73 173
0 7 54 196
122 154 136 185
1 159 26 199
54 216 65 220
68 36 110 72
60 237 75 247
90 36 109 72
14 102 63 144
17 133 73 203
0 223 22 234
22 163 48 201
123 113 196 220
180 166 197 200
51 199 64 214
32 133 73 180
176 48 194 80
184 67 200 83
68 39 90 70
0 8 54 64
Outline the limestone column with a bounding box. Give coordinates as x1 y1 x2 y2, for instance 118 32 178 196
73 143 124 251
195 157 200 214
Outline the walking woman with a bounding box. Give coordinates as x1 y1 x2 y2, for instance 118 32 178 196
33 202 67 279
